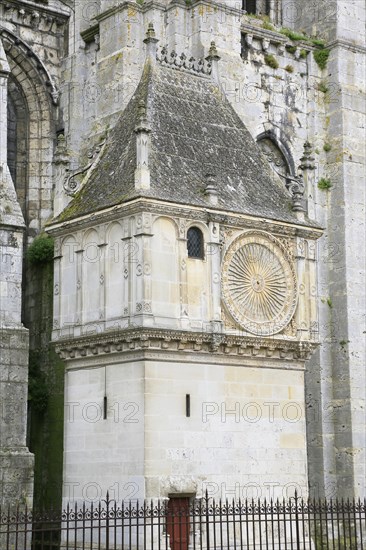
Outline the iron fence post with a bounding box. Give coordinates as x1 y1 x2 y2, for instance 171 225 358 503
205 490 210 550
106 491 110 550
294 490 300 550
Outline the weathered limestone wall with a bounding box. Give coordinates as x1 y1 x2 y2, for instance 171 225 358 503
287 0 366 499
61 355 307 502
62 361 145 504
0 34 34 507
0 327 34 506
145 359 308 500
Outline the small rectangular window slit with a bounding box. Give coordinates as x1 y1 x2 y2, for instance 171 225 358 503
103 395 108 420
186 394 191 417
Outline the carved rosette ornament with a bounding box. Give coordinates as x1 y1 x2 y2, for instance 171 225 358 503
222 231 298 336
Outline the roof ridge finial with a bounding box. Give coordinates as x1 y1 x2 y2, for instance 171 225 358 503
144 22 159 63
206 41 221 84
205 173 218 206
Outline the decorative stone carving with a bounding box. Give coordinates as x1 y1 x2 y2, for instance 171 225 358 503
157 46 212 76
64 139 107 196
258 138 289 180
222 231 298 336
54 327 316 362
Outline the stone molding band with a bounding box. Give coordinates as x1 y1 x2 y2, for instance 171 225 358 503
54 327 317 362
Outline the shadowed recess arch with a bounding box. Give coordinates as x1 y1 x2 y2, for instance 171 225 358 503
257 131 295 183
1 26 58 235
7 74 29 220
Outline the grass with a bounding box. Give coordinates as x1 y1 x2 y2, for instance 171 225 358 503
264 54 279 69
285 65 294 73
280 28 308 41
314 48 330 70
311 38 326 48
285 45 297 54
323 143 332 152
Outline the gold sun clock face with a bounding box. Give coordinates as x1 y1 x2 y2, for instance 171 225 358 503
222 231 298 336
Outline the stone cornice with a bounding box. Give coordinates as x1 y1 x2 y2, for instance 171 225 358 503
54 327 318 363
46 198 323 240
1 0 70 20
327 39 366 55
80 23 100 45
189 0 242 18
95 1 166 23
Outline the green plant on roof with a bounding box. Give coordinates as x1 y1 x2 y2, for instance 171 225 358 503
318 177 332 190
261 15 275 31
285 64 294 73
314 48 330 70
27 234 54 265
264 54 279 69
312 38 326 48
300 49 308 59
285 45 297 54
280 27 308 41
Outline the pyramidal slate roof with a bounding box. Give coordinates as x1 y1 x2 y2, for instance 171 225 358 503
55 56 312 226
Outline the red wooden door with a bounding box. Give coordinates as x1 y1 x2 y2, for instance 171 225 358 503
166 497 190 550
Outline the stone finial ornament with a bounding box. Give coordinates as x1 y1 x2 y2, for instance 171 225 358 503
205 174 218 206
286 173 306 214
135 99 151 134
55 133 68 164
299 141 316 171
134 100 151 190
144 22 159 61
206 41 220 83
157 46 212 75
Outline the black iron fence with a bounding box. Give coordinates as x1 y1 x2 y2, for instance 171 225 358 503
1 492 365 550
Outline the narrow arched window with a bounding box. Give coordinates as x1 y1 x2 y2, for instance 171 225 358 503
187 227 204 259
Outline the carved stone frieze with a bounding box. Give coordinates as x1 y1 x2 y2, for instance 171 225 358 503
157 46 212 76
54 327 317 362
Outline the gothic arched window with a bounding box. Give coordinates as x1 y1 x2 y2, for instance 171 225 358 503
187 227 204 259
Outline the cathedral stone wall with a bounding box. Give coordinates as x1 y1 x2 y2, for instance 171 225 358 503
1 0 365 508
62 355 308 502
